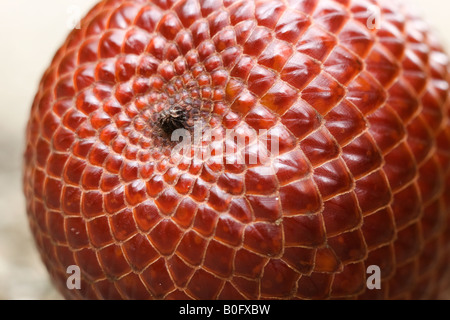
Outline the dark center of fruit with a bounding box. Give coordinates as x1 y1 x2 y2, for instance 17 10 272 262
157 104 188 137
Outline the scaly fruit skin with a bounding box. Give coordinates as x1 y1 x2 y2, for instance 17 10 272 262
24 0 450 299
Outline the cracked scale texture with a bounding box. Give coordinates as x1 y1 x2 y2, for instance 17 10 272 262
23 0 450 299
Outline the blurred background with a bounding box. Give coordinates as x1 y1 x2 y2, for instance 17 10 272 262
0 0 449 300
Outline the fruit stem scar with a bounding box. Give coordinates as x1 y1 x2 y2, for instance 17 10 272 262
157 104 188 137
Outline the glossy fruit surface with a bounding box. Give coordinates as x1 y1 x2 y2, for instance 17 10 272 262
24 0 450 299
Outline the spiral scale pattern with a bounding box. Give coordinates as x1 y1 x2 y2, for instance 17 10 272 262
24 0 450 299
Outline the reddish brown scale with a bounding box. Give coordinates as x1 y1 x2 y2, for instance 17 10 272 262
24 0 450 299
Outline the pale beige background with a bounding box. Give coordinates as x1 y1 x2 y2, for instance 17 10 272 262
0 0 449 300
